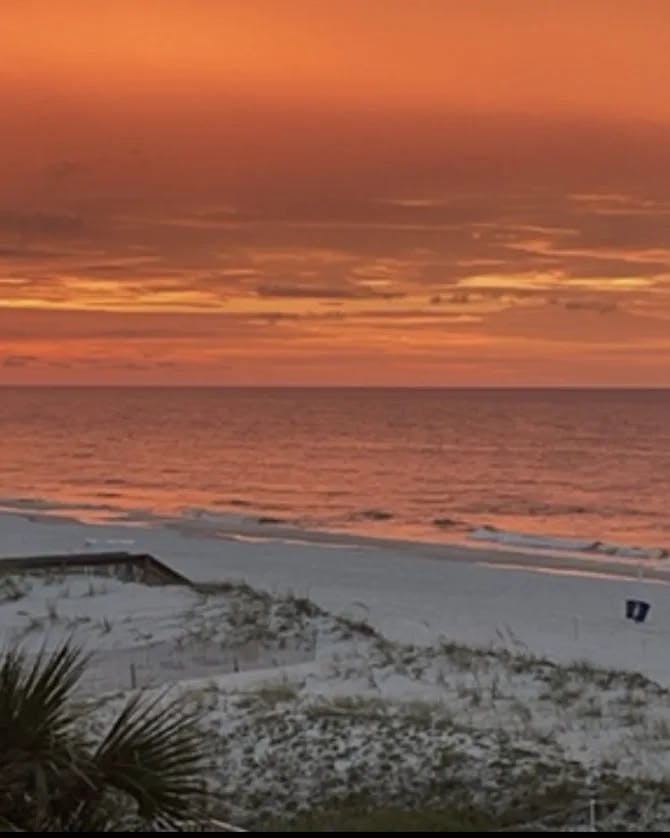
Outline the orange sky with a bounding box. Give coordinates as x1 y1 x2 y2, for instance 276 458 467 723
2 0 670 385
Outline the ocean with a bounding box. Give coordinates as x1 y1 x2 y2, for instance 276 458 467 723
1 387 669 558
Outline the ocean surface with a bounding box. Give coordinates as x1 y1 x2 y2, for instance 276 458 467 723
1 387 669 558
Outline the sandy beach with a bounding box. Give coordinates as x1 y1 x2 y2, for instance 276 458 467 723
4 508 670 829
2 507 669 682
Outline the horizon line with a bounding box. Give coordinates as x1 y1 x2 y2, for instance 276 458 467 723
1 384 670 391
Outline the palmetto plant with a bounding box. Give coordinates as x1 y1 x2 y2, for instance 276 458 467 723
0 643 206 831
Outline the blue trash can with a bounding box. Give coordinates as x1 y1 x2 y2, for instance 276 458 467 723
634 601 651 624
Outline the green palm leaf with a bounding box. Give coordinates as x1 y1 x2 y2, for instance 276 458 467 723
0 643 90 829
92 691 206 827
0 641 207 831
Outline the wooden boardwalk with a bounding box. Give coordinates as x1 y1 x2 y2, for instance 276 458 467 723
0 550 193 586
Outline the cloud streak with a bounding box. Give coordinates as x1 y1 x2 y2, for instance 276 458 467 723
2 3 670 383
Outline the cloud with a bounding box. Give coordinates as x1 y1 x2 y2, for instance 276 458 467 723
3 187 670 324
550 298 619 314
481 304 670 343
0 246 71 259
255 282 404 300
2 116 670 385
1 354 39 367
0 210 84 236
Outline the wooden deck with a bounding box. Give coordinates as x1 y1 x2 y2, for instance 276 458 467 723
0 551 193 586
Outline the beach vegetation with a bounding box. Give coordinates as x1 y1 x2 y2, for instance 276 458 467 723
0 642 205 831
0 576 30 603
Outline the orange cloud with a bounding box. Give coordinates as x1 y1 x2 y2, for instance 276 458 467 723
2 2 670 384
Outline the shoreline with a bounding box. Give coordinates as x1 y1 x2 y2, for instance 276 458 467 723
4 503 670 683
176 518 670 585
4 504 662 589
2 484 669 562
1 500 670 585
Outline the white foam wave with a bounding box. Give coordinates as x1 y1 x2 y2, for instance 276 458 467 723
469 525 668 560
0 496 114 513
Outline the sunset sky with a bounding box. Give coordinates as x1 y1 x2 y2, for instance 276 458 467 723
2 0 670 385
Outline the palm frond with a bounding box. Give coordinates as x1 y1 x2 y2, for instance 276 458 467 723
0 642 90 830
92 690 205 827
0 642 87 751
0 641 208 831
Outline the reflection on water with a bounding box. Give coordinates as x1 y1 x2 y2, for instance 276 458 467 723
0 387 669 552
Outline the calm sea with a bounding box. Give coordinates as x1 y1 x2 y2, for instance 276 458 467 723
1 387 669 553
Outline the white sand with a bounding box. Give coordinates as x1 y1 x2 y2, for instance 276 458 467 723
6 509 670 828
1 509 668 683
